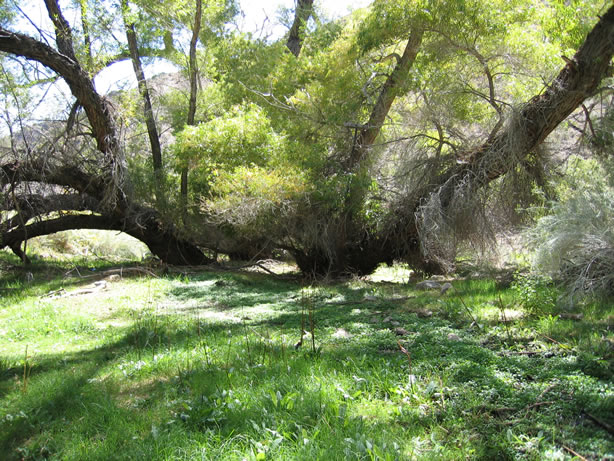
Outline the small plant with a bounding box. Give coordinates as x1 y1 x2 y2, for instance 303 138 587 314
295 287 318 354
512 272 559 315
22 345 31 393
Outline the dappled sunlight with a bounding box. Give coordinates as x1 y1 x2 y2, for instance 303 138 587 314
1 259 612 459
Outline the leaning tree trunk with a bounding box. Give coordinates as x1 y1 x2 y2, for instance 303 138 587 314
387 5 614 274
293 5 614 276
0 1 212 265
286 0 314 58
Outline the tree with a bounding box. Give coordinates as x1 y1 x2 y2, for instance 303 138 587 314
1 1 613 277
0 0 213 265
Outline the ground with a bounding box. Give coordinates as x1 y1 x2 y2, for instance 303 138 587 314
0 254 612 460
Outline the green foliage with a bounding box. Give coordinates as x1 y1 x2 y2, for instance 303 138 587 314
206 165 311 233
511 272 559 315
172 104 281 193
0 261 612 459
540 0 606 54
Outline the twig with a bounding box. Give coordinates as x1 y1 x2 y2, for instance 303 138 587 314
524 401 553 411
584 411 614 436
562 444 587 461
397 340 414 388
536 382 557 402
543 335 572 349
450 285 481 329
253 262 277 276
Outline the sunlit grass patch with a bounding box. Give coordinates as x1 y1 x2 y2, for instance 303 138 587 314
1 256 612 460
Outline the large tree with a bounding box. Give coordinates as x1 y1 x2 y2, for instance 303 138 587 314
190 1 614 275
1 1 613 276
0 0 222 264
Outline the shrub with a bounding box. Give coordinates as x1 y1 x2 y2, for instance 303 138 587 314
527 156 614 296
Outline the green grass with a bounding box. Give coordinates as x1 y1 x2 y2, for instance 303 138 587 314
0 253 612 460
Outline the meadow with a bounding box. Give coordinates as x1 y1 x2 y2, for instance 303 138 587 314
0 253 612 460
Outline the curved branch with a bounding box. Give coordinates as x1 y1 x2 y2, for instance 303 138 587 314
1 214 120 249
1 161 107 199
0 28 120 158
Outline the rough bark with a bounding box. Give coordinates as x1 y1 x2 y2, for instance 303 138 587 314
286 0 314 57
435 4 614 208
0 2 211 266
296 6 614 276
181 0 203 217
397 5 614 272
0 30 120 161
0 211 210 265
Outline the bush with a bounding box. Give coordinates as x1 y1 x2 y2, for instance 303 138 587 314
527 156 614 296
511 272 558 315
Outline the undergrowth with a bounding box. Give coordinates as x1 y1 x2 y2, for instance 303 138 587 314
0 253 612 460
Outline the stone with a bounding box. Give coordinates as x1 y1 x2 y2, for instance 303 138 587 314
416 280 441 290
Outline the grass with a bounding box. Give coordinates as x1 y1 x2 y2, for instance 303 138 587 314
0 253 612 460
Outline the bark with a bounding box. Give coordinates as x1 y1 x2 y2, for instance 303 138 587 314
0 4 212 266
286 0 314 57
0 212 210 265
1 194 100 230
0 30 120 161
122 2 163 173
44 0 77 61
181 0 203 217
298 6 614 276
347 28 424 169
435 4 614 208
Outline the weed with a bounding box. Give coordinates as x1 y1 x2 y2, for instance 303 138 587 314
512 272 559 315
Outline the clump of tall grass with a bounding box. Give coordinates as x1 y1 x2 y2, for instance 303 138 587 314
527 157 614 297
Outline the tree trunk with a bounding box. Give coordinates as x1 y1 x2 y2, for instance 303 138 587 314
286 0 314 58
0 2 211 266
181 0 203 220
122 0 164 185
296 6 614 276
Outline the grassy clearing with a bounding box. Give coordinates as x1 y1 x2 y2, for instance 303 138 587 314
0 254 612 460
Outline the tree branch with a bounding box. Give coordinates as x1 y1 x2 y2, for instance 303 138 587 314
347 28 424 169
286 0 314 58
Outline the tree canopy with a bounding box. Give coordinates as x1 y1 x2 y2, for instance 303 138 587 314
1 0 613 276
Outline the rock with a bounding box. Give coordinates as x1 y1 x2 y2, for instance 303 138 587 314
394 327 410 336
390 320 401 327
416 280 441 290
416 308 433 318
332 328 352 339
447 333 461 341
559 313 583 321
106 274 120 282
440 282 453 295
363 294 378 301
93 280 107 289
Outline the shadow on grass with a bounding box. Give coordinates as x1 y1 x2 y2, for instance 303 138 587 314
1 264 612 459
